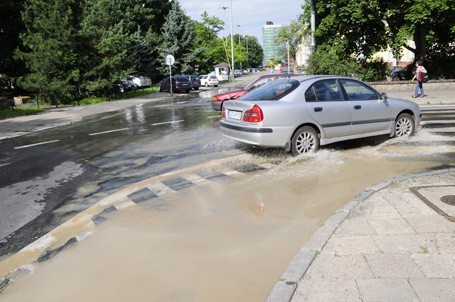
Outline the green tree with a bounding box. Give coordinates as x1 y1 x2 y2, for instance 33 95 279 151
17 0 83 105
275 20 309 67
158 0 202 75
303 0 455 78
194 12 226 74
128 0 172 80
79 0 136 97
244 36 264 68
0 0 26 95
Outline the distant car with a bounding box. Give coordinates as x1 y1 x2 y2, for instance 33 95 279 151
281 68 295 74
158 76 192 93
234 69 243 77
220 75 420 156
389 66 407 81
183 75 201 90
114 79 136 93
200 75 219 87
128 75 152 88
211 73 298 111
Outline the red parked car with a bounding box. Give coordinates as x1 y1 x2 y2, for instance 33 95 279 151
211 73 298 111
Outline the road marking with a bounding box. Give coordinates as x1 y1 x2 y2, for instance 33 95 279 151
151 120 184 126
206 115 221 119
89 128 129 136
14 140 60 149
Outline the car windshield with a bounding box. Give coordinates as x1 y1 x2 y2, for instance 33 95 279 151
238 78 300 101
174 76 189 82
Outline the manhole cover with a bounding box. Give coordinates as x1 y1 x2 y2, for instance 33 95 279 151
411 185 455 222
441 195 455 206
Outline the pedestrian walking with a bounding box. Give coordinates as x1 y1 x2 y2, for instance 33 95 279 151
412 60 427 98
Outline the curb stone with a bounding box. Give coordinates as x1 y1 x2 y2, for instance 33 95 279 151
265 167 455 302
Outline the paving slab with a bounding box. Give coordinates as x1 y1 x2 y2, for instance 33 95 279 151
267 169 455 301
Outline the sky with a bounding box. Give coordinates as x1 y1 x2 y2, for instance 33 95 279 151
179 0 303 43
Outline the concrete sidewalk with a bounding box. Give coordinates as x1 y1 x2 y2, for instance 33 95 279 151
267 169 455 301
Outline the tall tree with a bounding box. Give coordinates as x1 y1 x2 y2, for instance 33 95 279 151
128 0 172 80
275 20 309 67
79 0 135 97
193 12 225 74
244 36 264 68
17 0 82 105
0 0 26 94
158 0 201 75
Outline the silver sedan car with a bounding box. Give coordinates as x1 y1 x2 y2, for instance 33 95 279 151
220 76 421 155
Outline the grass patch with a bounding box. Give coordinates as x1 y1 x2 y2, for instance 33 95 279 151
1 87 159 120
76 96 109 105
0 106 44 120
116 86 158 99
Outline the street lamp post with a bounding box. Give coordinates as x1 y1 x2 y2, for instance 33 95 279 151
286 42 290 72
237 24 241 70
310 0 316 53
229 0 235 82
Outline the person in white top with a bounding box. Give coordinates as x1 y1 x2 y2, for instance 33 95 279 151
412 60 427 98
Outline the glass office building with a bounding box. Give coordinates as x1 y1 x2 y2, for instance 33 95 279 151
262 21 282 67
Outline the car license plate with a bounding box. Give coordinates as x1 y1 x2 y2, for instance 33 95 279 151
228 110 241 120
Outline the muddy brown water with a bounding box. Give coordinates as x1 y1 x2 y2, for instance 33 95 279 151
2 130 454 302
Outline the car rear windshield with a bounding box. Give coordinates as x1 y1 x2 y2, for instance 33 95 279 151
175 76 190 82
238 78 300 101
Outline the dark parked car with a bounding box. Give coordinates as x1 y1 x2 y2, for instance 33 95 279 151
114 79 136 93
389 66 407 81
158 76 193 93
184 75 201 90
211 73 298 111
127 75 152 88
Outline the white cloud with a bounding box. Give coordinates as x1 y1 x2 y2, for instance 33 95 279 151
179 0 303 42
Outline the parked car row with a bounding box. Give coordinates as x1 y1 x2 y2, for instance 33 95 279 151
114 75 152 93
200 75 219 87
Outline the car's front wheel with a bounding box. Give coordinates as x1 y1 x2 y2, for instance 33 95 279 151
291 126 320 156
393 113 415 137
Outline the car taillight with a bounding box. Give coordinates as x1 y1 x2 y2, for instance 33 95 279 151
222 106 226 118
243 105 263 122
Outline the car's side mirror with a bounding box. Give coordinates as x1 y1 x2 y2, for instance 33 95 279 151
381 92 388 102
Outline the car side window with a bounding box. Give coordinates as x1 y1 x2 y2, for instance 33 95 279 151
305 80 342 102
339 79 379 101
251 78 269 90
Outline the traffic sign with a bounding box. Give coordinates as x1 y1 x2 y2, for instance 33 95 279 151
165 54 175 66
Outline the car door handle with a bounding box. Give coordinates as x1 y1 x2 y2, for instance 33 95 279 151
314 107 323 112
354 105 362 110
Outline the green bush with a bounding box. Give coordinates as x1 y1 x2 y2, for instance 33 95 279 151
0 106 44 120
306 44 388 82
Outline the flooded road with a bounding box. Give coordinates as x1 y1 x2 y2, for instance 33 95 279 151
2 127 453 301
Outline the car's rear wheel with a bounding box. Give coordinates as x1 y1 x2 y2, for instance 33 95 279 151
393 113 415 137
291 126 320 156
205 83 208 87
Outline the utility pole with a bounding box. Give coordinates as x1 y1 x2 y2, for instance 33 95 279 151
310 0 316 53
230 0 235 81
